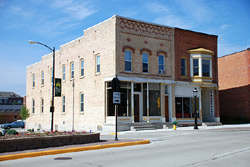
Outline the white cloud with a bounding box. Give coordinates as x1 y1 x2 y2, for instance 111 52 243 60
176 0 213 22
9 6 34 18
220 24 230 30
145 2 169 13
218 41 247 57
52 0 97 20
154 15 193 29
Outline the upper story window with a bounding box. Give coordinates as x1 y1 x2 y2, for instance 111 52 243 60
181 58 187 76
70 62 74 79
125 50 132 72
158 54 164 74
62 95 65 112
41 98 44 113
96 54 100 73
80 93 84 112
142 52 149 73
32 73 35 88
80 59 84 77
32 99 35 113
189 48 213 82
202 59 210 77
193 59 199 76
41 71 44 86
62 65 66 81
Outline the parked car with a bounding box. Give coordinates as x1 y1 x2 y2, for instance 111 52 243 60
1 120 25 129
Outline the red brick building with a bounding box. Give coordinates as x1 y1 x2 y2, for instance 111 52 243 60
218 48 250 122
174 28 220 123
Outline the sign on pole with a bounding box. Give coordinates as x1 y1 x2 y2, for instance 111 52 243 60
55 78 61 97
113 92 121 104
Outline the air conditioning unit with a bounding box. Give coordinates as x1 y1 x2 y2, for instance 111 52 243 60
159 70 165 74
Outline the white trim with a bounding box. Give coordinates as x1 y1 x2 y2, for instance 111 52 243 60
104 76 175 84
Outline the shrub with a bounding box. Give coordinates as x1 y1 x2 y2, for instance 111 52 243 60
7 129 18 135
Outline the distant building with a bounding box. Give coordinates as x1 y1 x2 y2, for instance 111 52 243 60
26 15 220 132
0 92 23 123
218 48 250 122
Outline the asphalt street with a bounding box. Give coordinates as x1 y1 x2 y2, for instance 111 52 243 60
1 125 250 167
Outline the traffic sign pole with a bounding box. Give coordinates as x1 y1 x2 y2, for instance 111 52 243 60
115 104 118 141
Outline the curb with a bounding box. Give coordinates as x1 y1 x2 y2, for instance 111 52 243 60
0 140 150 161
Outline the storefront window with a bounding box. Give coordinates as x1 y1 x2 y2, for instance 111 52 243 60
149 83 161 116
107 82 131 116
175 97 199 118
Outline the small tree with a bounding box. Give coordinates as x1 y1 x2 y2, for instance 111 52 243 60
20 106 30 120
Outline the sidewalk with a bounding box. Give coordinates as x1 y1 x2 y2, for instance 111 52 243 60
0 139 150 161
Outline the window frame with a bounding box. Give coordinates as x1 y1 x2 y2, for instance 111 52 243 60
41 71 44 86
190 54 212 79
181 57 187 76
70 62 74 79
142 52 149 73
32 73 35 88
158 54 165 74
32 99 35 114
41 98 44 114
62 64 66 81
62 95 65 113
80 92 84 112
202 59 211 77
80 59 84 77
125 50 132 72
96 54 100 74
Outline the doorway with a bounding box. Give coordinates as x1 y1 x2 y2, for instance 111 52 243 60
165 96 169 122
134 93 142 122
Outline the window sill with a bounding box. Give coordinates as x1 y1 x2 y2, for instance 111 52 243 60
61 112 66 115
79 76 85 79
79 112 84 115
181 76 188 79
95 72 101 76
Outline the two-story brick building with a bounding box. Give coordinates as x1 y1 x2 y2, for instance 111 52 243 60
26 15 220 131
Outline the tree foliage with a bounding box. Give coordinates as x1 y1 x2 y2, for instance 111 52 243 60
20 106 30 120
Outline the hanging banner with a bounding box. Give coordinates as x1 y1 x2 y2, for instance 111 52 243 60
55 78 62 97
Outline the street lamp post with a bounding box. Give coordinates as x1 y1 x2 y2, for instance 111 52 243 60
193 88 198 130
29 40 55 132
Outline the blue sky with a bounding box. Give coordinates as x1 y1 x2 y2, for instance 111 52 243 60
0 0 249 96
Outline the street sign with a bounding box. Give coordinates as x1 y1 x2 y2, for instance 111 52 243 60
113 92 121 104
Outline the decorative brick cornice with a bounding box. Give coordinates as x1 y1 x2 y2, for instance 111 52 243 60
123 46 135 53
118 18 173 38
157 50 167 57
140 48 152 55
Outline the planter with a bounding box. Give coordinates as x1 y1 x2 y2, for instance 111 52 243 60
0 133 100 153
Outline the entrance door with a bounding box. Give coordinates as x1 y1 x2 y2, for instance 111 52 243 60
165 96 169 122
134 94 140 122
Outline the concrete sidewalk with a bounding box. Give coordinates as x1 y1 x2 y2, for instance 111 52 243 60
0 139 150 161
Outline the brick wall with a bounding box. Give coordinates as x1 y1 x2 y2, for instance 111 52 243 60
218 49 250 120
174 28 218 84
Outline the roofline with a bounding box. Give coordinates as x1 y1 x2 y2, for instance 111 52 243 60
219 48 250 58
175 27 218 37
114 15 174 29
